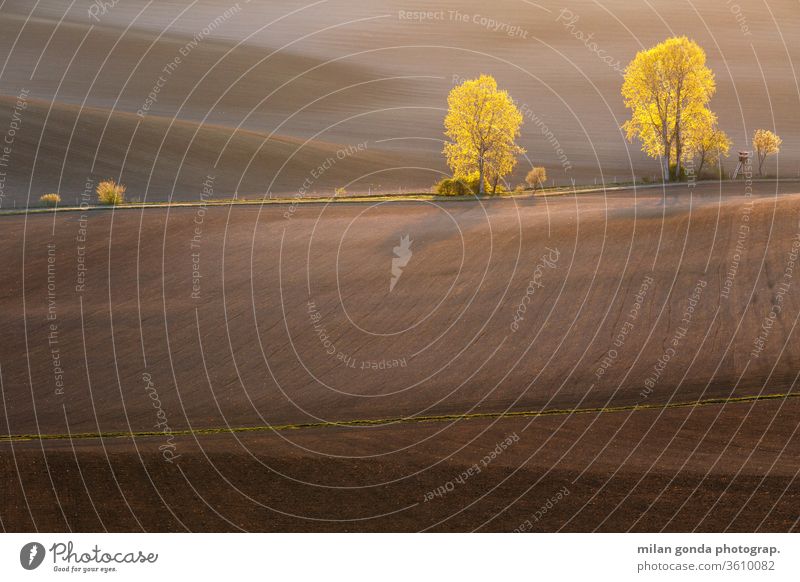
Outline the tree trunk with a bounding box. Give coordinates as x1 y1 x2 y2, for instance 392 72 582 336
661 141 670 182
492 175 499 194
661 120 671 182
675 81 684 182
478 147 486 195
758 151 765 177
675 122 682 181
696 152 706 177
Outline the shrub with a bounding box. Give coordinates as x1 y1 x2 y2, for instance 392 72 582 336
40 193 61 207
490 181 508 195
334 187 347 196
668 164 690 182
464 174 484 194
514 184 526 193
435 178 466 196
435 174 488 196
97 179 126 205
525 167 547 190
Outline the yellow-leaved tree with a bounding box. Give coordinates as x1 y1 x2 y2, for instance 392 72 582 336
683 112 731 176
622 36 716 181
753 129 782 177
484 145 519 194
443 75 524 195
526 167 547 190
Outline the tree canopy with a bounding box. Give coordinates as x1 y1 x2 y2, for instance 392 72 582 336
753 129 782 176
622 36 716 181
683 112 731 176
525 167 547 190
443 75 524 194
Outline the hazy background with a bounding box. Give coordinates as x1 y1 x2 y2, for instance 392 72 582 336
0 0 797 204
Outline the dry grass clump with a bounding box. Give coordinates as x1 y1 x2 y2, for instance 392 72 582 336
40 193 61 207
97 179 126 205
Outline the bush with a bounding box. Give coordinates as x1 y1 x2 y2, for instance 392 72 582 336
490 181 508 195
463 174 485 194
435 177 467 196
668 164 687 182
334 187 347 196
525 167 547 190
668 163 711 182
97 179 126 205
39 193 61 207
435 173 486 196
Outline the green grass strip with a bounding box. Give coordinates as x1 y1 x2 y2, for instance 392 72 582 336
1 390 797 444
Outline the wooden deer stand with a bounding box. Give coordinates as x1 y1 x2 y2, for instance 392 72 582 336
732 150 752 180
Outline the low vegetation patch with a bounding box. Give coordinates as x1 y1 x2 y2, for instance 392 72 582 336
39 193 61 207
526 167 547 191
97 179 126 205
434 176 471 196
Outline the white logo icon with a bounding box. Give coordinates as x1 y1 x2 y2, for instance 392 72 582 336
390 234 413 292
